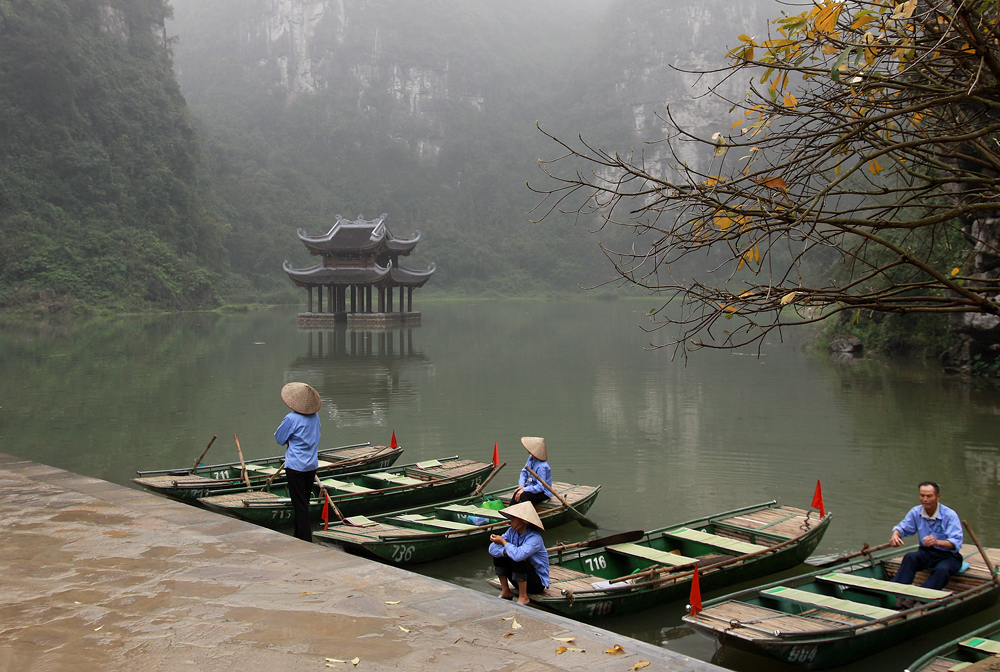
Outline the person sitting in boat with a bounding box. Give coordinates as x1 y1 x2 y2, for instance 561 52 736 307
489 501 550 604
889 481 963 607
274 382 322 542
510 436 552 505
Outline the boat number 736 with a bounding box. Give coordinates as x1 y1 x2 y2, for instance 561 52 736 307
390 545 415 563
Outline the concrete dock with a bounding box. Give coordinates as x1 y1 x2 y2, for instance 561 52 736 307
0 453 724 672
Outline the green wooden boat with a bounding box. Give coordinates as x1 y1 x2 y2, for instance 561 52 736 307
312 480 601 565
684 545 1000 670
514 501 830 620
197 457 495 527
906 618 1000 672
133 441 403 501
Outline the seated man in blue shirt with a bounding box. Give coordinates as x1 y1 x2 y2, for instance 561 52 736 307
489 501 550 605
889 481 963 608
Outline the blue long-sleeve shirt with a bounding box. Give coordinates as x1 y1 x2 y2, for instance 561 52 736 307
489 527 550 587
274 411 321 471
518 456 552 496
893 503 963 553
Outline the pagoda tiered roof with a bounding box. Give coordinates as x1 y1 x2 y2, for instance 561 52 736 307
297 214 420 257
282 260 436 288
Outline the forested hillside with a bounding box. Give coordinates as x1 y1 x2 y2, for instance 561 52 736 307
0 0 777 314
0 0 225 313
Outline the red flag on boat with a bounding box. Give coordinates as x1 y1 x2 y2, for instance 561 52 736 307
689 565 702 616
390 431 398 449
492 441 499 467
812 479 826 517
321 496 330 530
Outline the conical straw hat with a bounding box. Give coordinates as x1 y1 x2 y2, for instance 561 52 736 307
520 436 547 461
501 501 545 531
281 382 321 415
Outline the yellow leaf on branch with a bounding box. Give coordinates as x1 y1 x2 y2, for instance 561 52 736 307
780 291 798 306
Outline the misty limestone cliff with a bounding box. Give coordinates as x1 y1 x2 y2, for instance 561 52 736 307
171 0 775 168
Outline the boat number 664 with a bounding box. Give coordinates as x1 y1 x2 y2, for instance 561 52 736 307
787 646 817 664
390 545 415 562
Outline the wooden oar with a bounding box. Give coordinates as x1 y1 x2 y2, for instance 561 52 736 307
472 461 507 496
805 541 893 568
189 435 218 474
547 530 644 553
316 475 344 527
265 461 285 490
525 466 598 529
233 434 251 488
963 520 1000 588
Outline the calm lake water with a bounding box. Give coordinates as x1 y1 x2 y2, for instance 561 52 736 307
3 298 1000 671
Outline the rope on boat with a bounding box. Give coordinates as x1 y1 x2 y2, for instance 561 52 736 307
800 510 813 531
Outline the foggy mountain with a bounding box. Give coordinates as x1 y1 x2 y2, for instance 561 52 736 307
0 0 782 312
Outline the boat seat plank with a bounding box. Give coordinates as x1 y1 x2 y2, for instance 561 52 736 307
394 514 475 530
367 472 424 486
244 464 280 475
761 586 896 619
320 478 375 494
438 504 507 519
607 543 698 566
665 527 766 554
817 572 951 599
959 636 1000 654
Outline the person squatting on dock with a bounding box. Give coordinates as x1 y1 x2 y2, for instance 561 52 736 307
274 382 322 542
489 501 550 605
889 481 963 608
510 436 552 505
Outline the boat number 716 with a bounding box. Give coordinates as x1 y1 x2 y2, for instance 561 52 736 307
583 555 607 572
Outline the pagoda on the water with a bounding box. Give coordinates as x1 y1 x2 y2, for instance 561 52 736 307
283 213 435 326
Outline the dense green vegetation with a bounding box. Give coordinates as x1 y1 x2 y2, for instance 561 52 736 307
0 0 227 313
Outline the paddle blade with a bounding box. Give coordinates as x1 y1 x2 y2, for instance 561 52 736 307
321 497 330 530
689 566 702 616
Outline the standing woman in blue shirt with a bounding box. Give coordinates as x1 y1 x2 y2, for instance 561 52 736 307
274 382 322 542
489 501 550 604
510 436 552 505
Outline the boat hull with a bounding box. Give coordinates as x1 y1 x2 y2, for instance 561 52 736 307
198 459 494 527
133 443 402 501
535 502 830 620
314 482 601 565
684 546 1000 670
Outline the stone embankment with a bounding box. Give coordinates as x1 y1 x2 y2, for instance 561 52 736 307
0 454 721 672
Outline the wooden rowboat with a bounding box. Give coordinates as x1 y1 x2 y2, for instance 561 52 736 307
510 501 830 620
312 481 601 565
906 619 1000 672
683 545 1000 670
197 457 494 527
132 441 402 501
